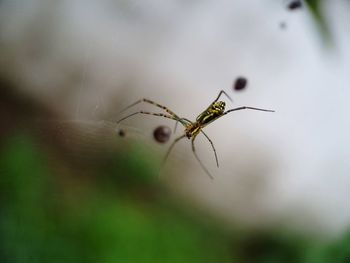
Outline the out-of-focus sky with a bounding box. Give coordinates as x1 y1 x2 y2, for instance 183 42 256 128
1 0 350 237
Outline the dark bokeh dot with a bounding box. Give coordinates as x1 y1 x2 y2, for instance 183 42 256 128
118 129 126 137
233 77 248 91
279 21 287 30
288 0 302 10
153 126 171 143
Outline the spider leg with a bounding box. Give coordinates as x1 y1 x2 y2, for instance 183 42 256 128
117 111 178 123
191 137 214 180
213 90 233 103
119 98 180 119
173 118 192 133
200 106 274 126
200 130 219 168
224 106 275 115
162 134 186 165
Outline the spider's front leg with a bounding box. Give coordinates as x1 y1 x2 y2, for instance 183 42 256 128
224 106 275 115
212 90 233 103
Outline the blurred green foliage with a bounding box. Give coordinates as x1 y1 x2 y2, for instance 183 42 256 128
0 134 231 263
2 133 350 263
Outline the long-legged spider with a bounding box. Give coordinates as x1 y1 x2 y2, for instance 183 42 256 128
117 90 274 179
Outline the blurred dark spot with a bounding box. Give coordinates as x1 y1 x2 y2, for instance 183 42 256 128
279 21 287 30
233 77 248 91
153 126 171 143
118 129 126 137
0 78 55 143
288 0 302 10
236 234 302 262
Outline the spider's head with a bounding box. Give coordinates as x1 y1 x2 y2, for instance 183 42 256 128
212 101 226 113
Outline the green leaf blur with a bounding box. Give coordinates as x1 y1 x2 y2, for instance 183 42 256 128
0 134 231 263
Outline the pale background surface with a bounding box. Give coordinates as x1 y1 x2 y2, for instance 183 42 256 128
1 0 350 237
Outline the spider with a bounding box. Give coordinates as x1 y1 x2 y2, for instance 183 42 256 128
117 90 274 179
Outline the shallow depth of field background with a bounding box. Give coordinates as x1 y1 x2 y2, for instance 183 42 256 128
1 0 350 262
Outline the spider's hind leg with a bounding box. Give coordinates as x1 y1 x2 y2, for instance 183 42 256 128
173 118 192 133
200 130 219 167
117 111 178 123
119 98 180 119
162 134 187 165
191 137 214 179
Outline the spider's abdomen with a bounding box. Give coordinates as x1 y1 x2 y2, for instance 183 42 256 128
196 101 225 125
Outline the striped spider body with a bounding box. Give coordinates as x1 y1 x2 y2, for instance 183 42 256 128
196 101 226 126
117 90 274 179
184 101 225 139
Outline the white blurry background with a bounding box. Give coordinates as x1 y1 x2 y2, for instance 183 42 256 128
1 0 350 238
